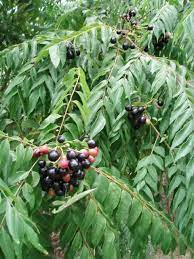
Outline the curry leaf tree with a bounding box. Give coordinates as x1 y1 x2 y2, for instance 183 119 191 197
0 0 194 258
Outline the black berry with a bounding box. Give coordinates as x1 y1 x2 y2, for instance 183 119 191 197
57 135 65 143
75 170 85 180
139 116 146 125
147 25 153 31
77 153 87 161
125 105 133 111
69 159 79 171
48 167 57 179
130 43 136 49
62 182 69 192
67 150 77 160
110 37 117 44
138 106 145 113
44 176 53 186
67 50 75 59
56 189 65 196
87 139 96 148
48 150 60 162
76 49 80 56
157 100 164 107
123 42 129 50
53 182 60 191
131 108 139 116
70 178 80 187
82 159 91 169
131 10 136 17
39 167 47 177
38 160 46 168
58 168 67 175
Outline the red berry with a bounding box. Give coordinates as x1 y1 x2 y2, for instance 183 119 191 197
88 155 95 164
63 174 71 183
58 158 69 169
80 149 89 158
40 145 49 155
89 148 98 157
33 148 41 158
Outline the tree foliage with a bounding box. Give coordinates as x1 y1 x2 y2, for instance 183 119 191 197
0 0 194 258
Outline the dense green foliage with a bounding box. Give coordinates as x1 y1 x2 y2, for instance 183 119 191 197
0 0 194 258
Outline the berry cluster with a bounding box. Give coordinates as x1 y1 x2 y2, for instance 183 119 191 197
110 36 136 51
125 105 147 129
33 138 98 197
66 43 80 60
154 32 171 51
121 9 137 23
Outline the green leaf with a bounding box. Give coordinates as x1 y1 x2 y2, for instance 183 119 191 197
24 223 48 255
89 111 106 138
49 45 60 68
52 189 96 213
91 213 106 247
102 230 116 259
6 201 21 244
128 199 142 227
81 199 97 232
0 228 15 259
103 182 121 215
115 191 132 227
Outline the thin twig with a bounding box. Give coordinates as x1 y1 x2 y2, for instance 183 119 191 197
56 70 80 141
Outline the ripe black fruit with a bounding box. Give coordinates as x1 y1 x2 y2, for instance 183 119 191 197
58 168 66 175
53 182 60 191
78 153 87 161
147 25 153 31
139 116 146 124
76 170 85 180
67 50 75 59
82 159 91 169
131 10 136 16
57 135 65 143
71 178 80 187
157 100 164 107
130 43 136 49
44 176 53 186
48 167 57 179
69 159 79 171
76 49 80 56
110 37 117 44
125 105 133 111
138 106 145 113
87 139 96 148
67 150 77 160
62 182 69 192
131 108 139 116
48 150 60 162
56 189 65 196
39 167 47 177
123 42 129 50
38 160 46 168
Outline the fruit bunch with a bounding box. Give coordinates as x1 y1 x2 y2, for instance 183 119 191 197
125 105 147 129
66 42 80 60
153 32 172 51
33 138 98 197
121 9 136 22
110 35 136 51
